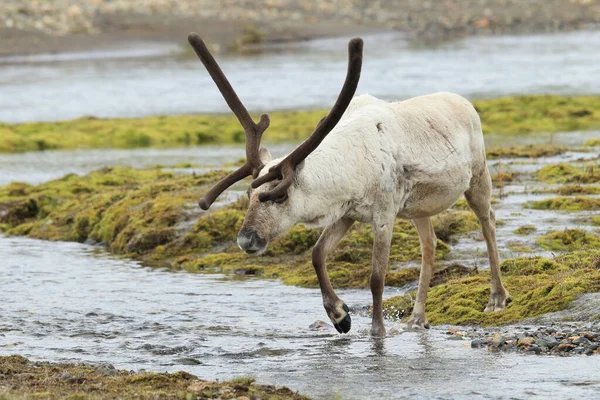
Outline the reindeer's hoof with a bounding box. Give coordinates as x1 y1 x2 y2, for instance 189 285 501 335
331 304 351 334
484 289 511 313
406 313 430 330
370 323 386 337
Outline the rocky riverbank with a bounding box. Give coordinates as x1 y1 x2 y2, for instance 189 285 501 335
1 0 599 55
446 321 600 356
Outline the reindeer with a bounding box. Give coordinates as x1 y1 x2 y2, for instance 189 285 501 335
188 33 510 336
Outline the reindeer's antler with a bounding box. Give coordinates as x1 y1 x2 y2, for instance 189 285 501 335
252 38 363 203
188 33 270 210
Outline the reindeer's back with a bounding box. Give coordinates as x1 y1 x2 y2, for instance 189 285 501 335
301 93 485 217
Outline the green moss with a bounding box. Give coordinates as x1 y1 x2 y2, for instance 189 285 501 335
486 144 566 159
432 211 480 243
474 95 600 135
527 196 600 211
536 163 600 184
593 216 600 226
537 229 600 251
585 138 600 147
534 184 600 195
0 356 309 400
0 110 325 153
506 241 533 252
0 167 453 289
383 249 600 326
2 95 599 154
513 225 536 235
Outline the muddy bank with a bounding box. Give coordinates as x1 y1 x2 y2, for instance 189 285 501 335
0 355 308 399
1 0 599 55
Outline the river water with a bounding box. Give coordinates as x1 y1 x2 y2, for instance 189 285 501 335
1 30 600 123
2 236 600 400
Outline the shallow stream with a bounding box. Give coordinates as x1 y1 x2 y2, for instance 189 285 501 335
2 236 600 400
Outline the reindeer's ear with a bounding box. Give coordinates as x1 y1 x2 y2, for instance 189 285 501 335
259 147 272 164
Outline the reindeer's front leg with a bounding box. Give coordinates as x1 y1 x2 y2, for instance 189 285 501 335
406 217 436 329
312 218 355 333
370 215 395 337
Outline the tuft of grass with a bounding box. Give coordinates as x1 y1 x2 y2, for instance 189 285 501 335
533 184 600 196
432 211 480 243
383 249 600 326
536 163 600 184
486 144 566 159
585 138 600 147
537 229 600 251
527 196 600 211
514 225 536 235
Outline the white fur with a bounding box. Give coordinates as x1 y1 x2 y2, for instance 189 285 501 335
255 92 482 230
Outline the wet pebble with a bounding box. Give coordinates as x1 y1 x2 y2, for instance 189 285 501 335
309 320 332 331
173 357 202 365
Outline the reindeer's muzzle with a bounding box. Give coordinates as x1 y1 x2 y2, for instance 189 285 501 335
237 227 267 255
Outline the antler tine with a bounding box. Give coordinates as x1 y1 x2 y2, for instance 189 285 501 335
252 37 363 203
188 33 270 210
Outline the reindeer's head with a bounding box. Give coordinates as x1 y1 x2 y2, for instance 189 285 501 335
188 33 363 254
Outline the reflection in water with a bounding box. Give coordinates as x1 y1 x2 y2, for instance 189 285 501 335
1 31 600 123
1 236 600 399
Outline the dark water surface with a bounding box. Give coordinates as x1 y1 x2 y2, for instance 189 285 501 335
1 31 599 123
2 236 600 399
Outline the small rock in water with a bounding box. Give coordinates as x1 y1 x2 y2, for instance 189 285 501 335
489 332 506 350
173 357 202 365
471 339 486 348
309 320 332 331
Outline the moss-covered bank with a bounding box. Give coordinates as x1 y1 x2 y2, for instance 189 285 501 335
0 355 308 400
0 167 493 289
2 95 600 153
537 229 600 251
527 196 600 211
536 163 600 184
383 249 600 326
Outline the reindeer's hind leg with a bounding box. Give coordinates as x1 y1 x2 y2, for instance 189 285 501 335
465 168 510 312
312 217 354 333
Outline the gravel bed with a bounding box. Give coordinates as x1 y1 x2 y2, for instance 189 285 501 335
447 321 600 356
